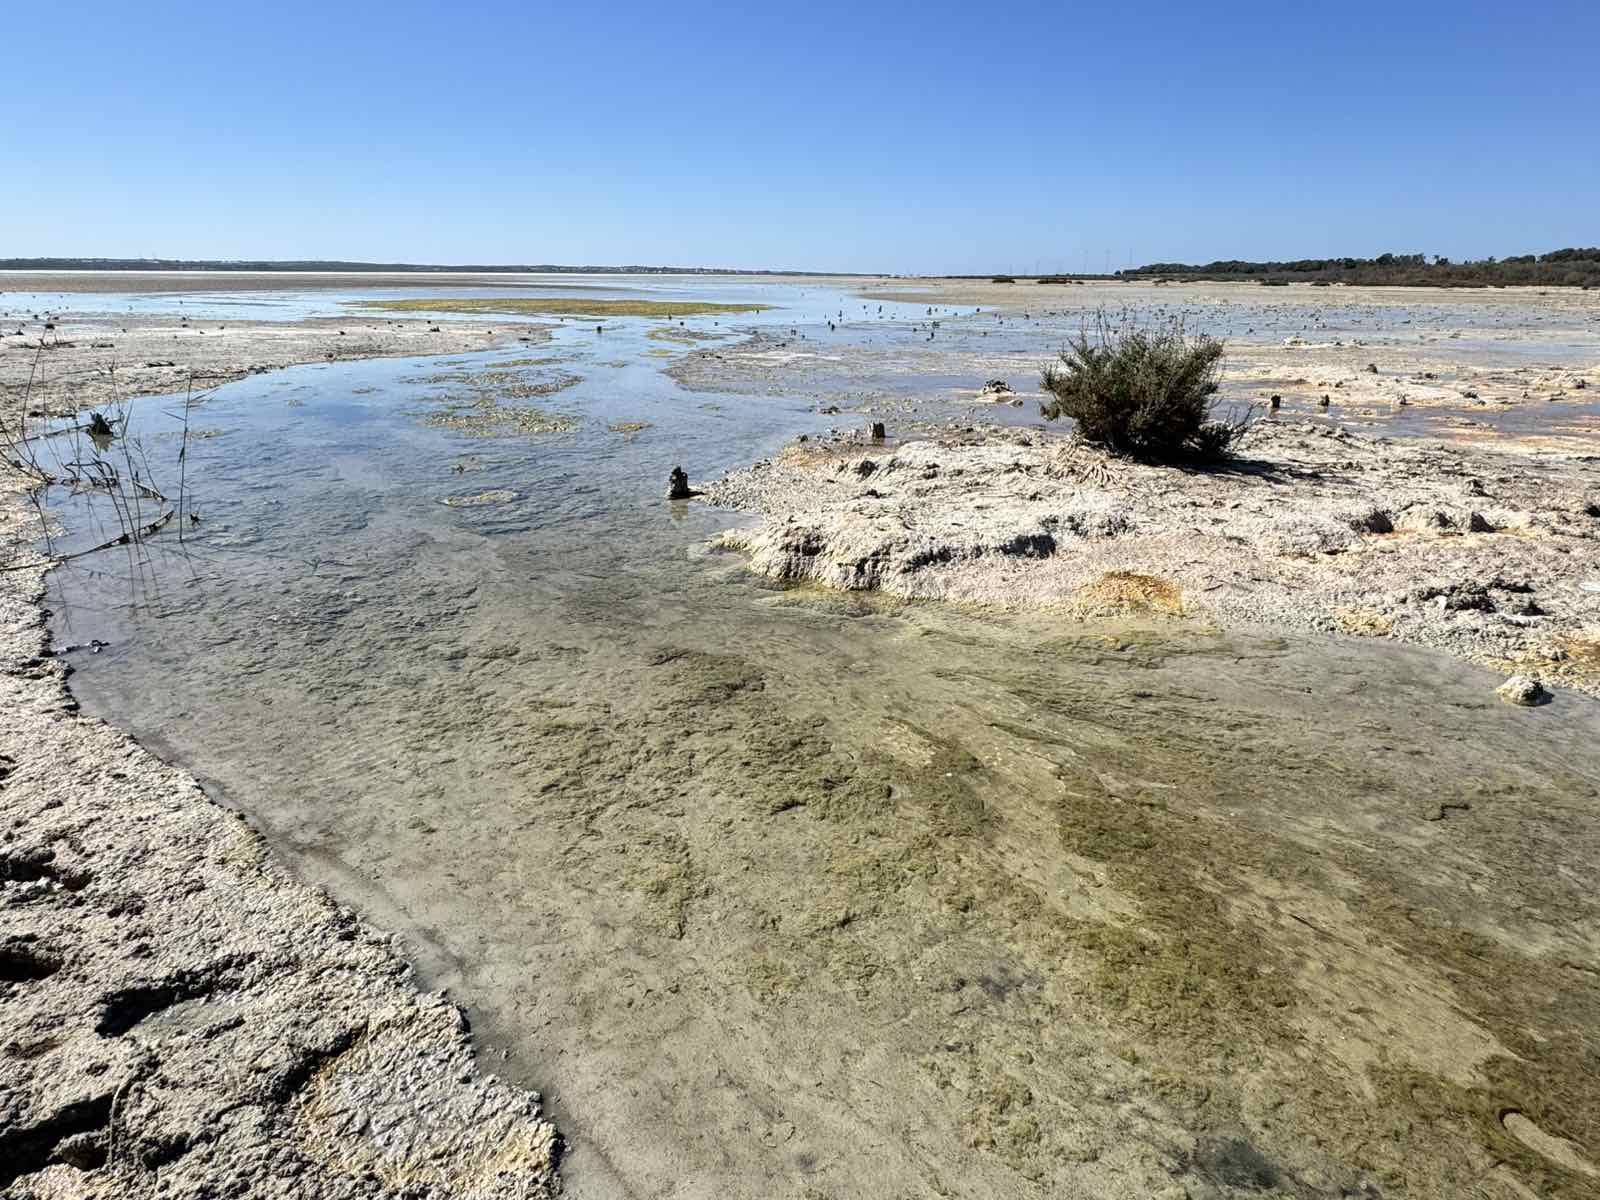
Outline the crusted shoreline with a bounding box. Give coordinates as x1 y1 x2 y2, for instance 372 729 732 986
1 314 540 419
708 420 1600 698
1 316 560 1197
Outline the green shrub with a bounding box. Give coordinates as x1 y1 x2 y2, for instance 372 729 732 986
1040 311 1245 459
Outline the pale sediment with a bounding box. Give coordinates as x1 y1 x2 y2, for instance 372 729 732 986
0 321 559 1197
708 421 1600 697
1 314 542 421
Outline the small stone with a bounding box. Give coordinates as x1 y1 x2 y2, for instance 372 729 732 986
55 1130 108 1170
1347 506 1394 534
1397 507 1454 532
1495 675 1548 707
1502 1111 1599 1177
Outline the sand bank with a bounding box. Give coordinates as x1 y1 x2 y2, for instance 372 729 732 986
1 310 537 422
709 420 1600 698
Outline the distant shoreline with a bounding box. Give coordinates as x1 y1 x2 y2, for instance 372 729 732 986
0 257 865 276
6 251 1598 290
0 267 891 295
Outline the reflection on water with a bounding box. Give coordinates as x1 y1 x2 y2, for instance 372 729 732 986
38 286 1600 1198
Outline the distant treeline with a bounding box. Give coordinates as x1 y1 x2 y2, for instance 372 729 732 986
0 257 852 276
1122 249 1600 288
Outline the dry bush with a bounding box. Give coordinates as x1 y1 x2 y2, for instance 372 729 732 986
1041 311 1249 460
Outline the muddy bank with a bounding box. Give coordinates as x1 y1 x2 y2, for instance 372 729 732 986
709 420 1600 697
0 322 560 1196
1 311 539 422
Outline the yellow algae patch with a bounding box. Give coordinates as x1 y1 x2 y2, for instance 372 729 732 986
1494 626 1600 691
1334 606 1396 637
1556 627 1600 668
1074 571 1184 616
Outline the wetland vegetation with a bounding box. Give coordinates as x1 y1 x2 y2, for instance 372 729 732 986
1039 311 1245 459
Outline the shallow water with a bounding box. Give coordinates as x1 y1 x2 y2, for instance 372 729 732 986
37 285 1600 1197
5 274 934 327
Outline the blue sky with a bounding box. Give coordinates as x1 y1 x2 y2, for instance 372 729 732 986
6 0 1596 273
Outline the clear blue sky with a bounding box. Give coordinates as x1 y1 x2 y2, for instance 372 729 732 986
6 0 1596 274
